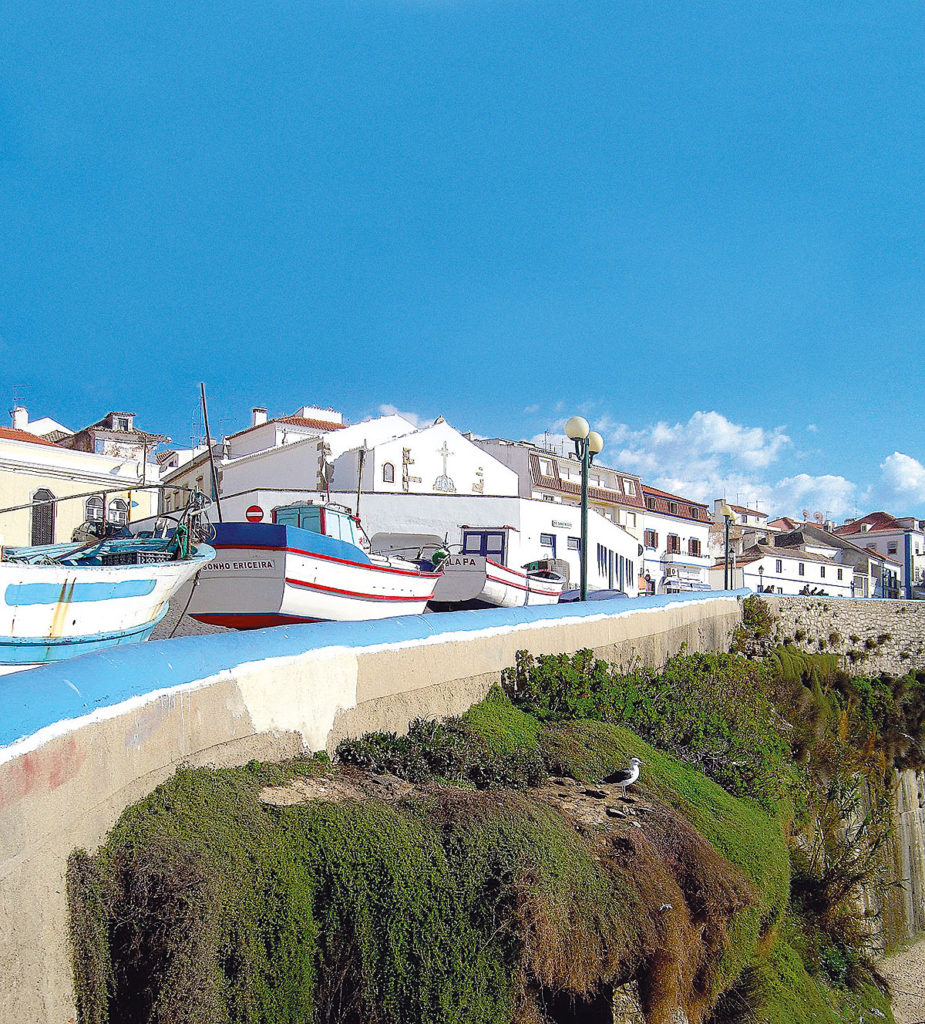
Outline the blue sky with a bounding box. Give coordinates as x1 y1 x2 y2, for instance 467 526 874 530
2 2 924 519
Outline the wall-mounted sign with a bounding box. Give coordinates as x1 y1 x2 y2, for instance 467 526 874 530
551 520 572 529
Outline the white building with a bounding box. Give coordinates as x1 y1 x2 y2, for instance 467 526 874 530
834 512 925 594
474 437 646 543
711 543 854 597
641 486 712 593
163 411 640 594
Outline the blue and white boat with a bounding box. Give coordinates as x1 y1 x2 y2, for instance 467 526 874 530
188 502 439 629
0 535 214 672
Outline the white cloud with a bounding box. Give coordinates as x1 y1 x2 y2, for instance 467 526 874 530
377 404 430 429
529 407 867 519
770 474 857 520
878 452 925 501
807 423 818 433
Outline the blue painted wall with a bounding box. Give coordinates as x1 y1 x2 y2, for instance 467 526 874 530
0 590 746 750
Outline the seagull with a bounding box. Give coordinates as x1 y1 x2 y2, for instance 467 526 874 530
602 757 643 795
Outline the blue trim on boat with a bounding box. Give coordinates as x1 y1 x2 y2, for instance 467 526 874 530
0 607 168 665
5 579 157 606
0 591 747 750
211 522 372 565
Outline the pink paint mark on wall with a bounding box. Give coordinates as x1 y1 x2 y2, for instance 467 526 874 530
0 737 86 811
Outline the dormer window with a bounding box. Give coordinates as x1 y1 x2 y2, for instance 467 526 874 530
668 501 679 515
646 497 656 511
112 415 132 432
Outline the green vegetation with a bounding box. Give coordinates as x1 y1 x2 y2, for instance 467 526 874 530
69 621 925 1024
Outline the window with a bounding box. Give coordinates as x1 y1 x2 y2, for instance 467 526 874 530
798 562 805 576
688 538 701 557
382 462 394 483
537 459 552 476
666 534 681 553
668 501 679 515
644 529 658 548
646 496 656 510
539 533 556 557
567 536 581 551
690 507 699 519
85 495 104 522
888 542 898 555
108 498 129 526
114 416 131 431
31 488 55 546
837 568 843 580
622 478 636 495
820 566 826 578
777 587 783 594
775 559 782 573
462 531 506 560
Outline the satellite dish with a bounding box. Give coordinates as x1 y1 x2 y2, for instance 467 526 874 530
814 511 824 523
802 508 810 519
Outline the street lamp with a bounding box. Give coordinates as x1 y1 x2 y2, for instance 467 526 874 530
565 416 604 601
720 503 734 590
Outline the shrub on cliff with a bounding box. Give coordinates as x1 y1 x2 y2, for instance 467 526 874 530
335 687 546 790
68 732 776 1024
502 648 790 808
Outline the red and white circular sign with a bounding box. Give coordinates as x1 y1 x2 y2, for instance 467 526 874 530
245 505 264 523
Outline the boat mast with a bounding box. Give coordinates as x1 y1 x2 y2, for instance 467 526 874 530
199 382 223 523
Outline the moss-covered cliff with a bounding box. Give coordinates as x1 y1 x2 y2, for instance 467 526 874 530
69 603 925 1024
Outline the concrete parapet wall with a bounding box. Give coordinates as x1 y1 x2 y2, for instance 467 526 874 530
0 592 743 1024
761 595 925 676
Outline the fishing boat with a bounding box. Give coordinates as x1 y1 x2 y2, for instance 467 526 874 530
188 501 441 629
429 552 565 609
429 525 566 610
0 533 214 672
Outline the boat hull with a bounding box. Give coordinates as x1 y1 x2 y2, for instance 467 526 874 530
189 523 440 629
0 549 212 670
429 555 564 609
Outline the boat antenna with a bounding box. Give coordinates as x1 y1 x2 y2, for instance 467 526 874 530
199 382 223 523
356 441 367 519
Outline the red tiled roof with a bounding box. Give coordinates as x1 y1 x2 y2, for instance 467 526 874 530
834 511 902 536
729 503 764 516
0 427 58 447
642 484 709 509
278 416 346 430
642 484 711 523
227 415 346 440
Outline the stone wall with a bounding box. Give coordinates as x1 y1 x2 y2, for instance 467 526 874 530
761 595 925 677
0 592 743 1024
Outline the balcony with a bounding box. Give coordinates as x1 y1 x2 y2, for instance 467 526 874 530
661 550 710 565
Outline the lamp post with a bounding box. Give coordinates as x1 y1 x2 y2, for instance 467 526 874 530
565 416 604 600
720 503 734 590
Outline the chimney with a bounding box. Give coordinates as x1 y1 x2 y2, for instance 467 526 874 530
251 407 268 427
10 406 27 431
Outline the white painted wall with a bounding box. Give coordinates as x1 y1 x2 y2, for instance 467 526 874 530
212 489 638 595
641 509 712 593
335 421 519 498
710 551 853 597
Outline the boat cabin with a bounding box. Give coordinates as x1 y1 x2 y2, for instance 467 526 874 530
272 502 364 547
460 527 514 565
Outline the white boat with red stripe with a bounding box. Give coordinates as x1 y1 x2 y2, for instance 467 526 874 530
189 502 440 629
430 545 565 610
